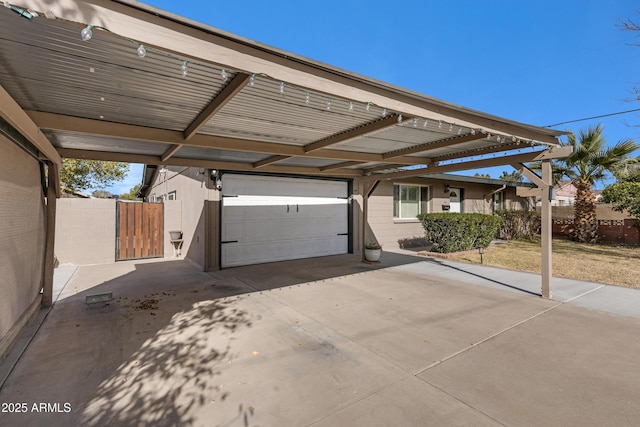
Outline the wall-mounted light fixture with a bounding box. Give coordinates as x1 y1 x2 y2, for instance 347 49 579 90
210 169 222 191
444 185 450 194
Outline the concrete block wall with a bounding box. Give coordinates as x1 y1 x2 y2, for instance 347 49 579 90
55 199 116 265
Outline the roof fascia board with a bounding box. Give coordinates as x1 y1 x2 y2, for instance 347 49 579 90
22 0 562 144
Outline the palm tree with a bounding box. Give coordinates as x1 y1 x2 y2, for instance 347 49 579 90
551 124 638 243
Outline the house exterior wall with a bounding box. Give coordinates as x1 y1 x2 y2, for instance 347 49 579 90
365 177 530 249
55 199 116 265
148 167 217 269
366 179 427 250
147 169 533 264
0 136 45 361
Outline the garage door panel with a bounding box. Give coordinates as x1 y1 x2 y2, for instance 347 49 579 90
222 236 348 267
222 204 292 221
223 212 347 242
224 174 347 199
221 174 349 267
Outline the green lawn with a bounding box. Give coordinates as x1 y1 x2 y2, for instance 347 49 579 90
447 238 640 288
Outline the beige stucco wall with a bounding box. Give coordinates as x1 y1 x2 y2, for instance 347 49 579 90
364 177 530 249
365 180 426 249
148 167 217 269
0 136 45 360
55 199 116 265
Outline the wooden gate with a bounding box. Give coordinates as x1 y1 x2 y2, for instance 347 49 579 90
116 202 163 261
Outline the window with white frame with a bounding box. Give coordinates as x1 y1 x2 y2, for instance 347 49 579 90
150 194 157 202
393 184 429 219
167 191 176 201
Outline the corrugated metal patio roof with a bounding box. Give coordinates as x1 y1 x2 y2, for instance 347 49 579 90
0 0 568 180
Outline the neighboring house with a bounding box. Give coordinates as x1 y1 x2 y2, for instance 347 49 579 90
531 181 603 207
139 166 534 268
60 189 91 199
553 181 577 206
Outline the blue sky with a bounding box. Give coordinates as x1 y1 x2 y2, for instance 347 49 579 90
106 0 640 194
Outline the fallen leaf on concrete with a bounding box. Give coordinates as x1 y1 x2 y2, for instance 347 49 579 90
251 351 259 356
134 299 158 310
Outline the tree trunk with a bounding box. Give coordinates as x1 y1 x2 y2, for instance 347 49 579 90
573 182 598 243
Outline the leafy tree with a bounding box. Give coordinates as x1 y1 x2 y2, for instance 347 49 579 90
601 182 640 226
499 170 523 182
612 159 640 183
60 159 129 192
473 172 491 179
119 184 142 201
91 190 114 198
601 158 640 226
543 125 638 243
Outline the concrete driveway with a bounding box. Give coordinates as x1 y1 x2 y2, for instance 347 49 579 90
1 252 639 426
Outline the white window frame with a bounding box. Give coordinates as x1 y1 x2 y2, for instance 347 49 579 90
167 191 176 201
150 194 156 202
393 184 429 220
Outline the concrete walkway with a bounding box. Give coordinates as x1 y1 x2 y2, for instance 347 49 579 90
1 252 639 426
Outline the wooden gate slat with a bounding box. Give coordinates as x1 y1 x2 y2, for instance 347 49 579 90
126 203 135 259
141 203 150 258
134 203 142 258
118 203 127 260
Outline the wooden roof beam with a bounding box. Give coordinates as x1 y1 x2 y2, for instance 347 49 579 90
58 148 364 177
320 161 363 171
0 85 61 169
304 114 407 153
431 142 521 162
183 73 251 140
28 111 426 165
160 144 183 162
253 155 289 168
382 132 485 160
362 146 574 182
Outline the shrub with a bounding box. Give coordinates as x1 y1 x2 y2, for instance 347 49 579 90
417 213 502 253
495 210 541 240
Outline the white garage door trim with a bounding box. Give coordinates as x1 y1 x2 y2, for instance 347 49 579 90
221 174 350 268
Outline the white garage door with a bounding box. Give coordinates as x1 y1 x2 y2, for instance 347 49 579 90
221 174 349 267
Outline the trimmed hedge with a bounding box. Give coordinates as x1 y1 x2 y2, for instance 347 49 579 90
417 213 502 253
495 210 541 240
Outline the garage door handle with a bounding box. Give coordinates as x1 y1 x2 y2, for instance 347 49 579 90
286 204 289 213
221 240 238 244
296 204 299 212
337 233 349 236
